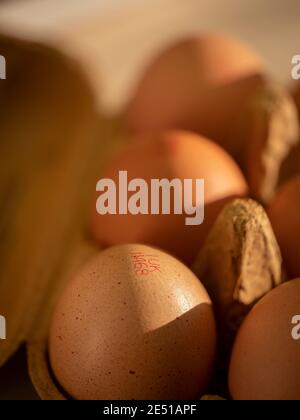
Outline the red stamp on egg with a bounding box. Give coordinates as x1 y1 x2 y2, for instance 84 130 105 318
130 252 161 276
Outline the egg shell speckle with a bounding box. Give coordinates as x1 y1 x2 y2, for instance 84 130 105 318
49 244 217 400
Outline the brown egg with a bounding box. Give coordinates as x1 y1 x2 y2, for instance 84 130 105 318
49 244 217 400
91 131 248 264
229 279 300 400
124 35 264 156
268 175 300 278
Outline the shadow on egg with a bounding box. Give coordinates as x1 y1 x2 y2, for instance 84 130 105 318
49 302 216 400
118 302 216 401
48 244 217 400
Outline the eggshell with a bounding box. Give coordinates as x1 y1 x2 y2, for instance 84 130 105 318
268 174 300 278
229 279 300 400
91 131 248 264
49 244 217 400
124 35 264 156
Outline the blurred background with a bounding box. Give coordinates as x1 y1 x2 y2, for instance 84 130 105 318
0 0 299 112
0 0 299 400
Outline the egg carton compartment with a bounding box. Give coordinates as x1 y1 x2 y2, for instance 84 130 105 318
0 1 300 401
0 32 124 398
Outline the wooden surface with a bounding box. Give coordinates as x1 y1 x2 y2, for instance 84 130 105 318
0 0 299 400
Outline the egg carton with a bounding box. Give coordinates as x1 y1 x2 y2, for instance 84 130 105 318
0 1 300 401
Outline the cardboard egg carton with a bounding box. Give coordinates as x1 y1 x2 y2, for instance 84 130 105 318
0 2 125 399
0 0 299 400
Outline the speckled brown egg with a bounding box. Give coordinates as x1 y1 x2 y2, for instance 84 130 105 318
49 244 217 400
268 174 300 278
229 279 300 400
91 131 248 264
124 34 264 156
